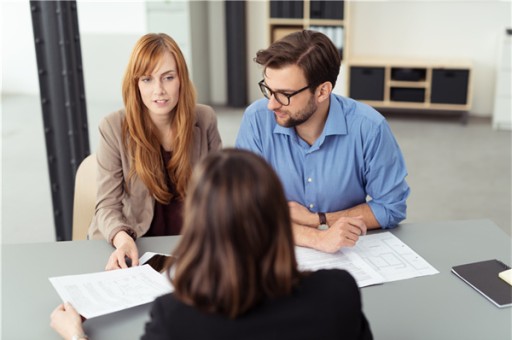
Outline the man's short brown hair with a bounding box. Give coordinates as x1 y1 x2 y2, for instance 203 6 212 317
255 30 341 90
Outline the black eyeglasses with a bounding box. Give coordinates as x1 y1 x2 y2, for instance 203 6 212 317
258 80 310 106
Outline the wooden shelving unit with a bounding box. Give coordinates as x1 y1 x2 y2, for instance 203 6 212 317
268 0 348 57
266 2 473 116
266 0 349 94
347 58 473 118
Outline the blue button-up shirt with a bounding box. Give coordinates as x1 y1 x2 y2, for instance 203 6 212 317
235 94 410 228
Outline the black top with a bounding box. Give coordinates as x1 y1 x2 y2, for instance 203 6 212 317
146 149 183 236
141 269 373 340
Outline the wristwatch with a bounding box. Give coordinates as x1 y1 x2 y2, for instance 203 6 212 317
317 212 329 230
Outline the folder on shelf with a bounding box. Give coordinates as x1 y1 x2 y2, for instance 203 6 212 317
270 0 304 19
452 259 512 308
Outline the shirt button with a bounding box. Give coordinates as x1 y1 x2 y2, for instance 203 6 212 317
307 177 312 183
309 203 314 209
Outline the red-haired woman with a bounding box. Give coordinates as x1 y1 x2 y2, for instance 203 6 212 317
87 33 222 270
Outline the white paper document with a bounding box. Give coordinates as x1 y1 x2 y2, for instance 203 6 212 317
50 233 437 318
295 232 438 287
351 232 439 282
295 246 384 287
49 264 172 319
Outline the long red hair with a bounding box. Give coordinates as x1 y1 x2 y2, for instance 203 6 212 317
122 33 196 202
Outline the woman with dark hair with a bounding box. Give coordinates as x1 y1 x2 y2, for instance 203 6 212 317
51 149 372 340
86 33 222 270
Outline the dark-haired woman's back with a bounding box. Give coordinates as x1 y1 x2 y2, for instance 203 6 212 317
142 269 372 340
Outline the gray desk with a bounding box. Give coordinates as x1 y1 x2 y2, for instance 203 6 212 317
2 219 511 339
362 219 511 340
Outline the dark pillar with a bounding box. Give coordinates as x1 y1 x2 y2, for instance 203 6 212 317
30 1 90 241
225 0 248 107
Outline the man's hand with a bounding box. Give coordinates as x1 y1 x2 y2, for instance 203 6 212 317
293 216 367 253
312 216 367 252
105 231 139 270
289 201 380 230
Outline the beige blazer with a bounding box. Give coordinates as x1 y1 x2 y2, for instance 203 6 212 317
88 105 222 243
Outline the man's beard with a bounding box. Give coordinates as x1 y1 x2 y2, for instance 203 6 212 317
275 96 317 128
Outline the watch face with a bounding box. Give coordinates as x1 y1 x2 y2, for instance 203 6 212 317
317 224 329 231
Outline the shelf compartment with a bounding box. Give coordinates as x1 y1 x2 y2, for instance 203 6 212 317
349 67 385 101
431 69 469 104
270 0 304 19
309 0 344 20
391 67 427 81
308 25 343 59
390 87 425 103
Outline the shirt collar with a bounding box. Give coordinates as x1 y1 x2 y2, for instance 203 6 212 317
273 93 348 138
323 93 348 136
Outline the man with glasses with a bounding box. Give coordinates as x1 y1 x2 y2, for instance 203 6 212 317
236 30 410 253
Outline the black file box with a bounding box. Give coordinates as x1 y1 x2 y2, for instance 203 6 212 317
391 68 426 81
349 67 385 101
270 0 304 18
431 69 469 104
390 87 425 103
310 0 344 20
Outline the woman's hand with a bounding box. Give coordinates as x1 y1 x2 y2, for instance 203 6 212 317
105 231 139 270
50 302 85 340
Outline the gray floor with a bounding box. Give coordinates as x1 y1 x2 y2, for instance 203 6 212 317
2 94 511 244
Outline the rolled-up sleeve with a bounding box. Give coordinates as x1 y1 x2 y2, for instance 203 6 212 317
364 120 410 227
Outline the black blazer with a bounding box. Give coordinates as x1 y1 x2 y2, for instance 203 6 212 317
141 269 373 340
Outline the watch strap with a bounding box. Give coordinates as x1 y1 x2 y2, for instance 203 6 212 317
317 212 329 230
318 212 327 225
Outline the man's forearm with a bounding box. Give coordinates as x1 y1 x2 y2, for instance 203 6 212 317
291 217 368 253
292 223 320 248
326 203 380 229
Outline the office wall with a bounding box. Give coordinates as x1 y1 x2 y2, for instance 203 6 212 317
246 0 269 108
246 0 511 117
3 1 510 116
1 1 145 102
1 1 40 95
208 1 227 105
1 0 225 105
190 1 211 104
349 1 511 117
78 1 146 105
